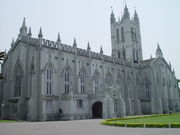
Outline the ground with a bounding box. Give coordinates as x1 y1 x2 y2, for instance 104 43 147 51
0 119 180 135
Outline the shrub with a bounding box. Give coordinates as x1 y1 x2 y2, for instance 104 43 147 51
171 123 180 128
113 122 125 127
146 123 169 128
126 123 144 128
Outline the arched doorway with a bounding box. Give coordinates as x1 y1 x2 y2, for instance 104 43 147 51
92 101 103 118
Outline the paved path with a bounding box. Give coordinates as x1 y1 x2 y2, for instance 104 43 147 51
0 119 180 135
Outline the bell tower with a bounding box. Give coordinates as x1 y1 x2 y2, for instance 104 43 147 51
110 5 143 62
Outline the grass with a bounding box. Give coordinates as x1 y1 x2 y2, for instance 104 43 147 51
115 114 180 124
101 113 180 128
0 120 23 123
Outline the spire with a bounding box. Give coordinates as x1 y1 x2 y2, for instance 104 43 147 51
27 27 32 37
123 4 130 19
110 7 116 24
73 38 77 48
134 10 138 18
169 62 172 70
38 27 43 38
134 9 139 24
57 32 61 43
156 43 163 58
11 38 14 47
87 42 91 51
19 17 27 36
100 46 103 54
22 17 26 28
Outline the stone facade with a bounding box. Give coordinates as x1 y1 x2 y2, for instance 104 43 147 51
0 6 180 121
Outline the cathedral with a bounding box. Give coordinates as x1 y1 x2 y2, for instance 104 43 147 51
0 5 179 121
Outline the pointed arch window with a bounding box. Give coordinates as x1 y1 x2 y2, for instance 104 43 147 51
162 72 165 87
117 73 122 84
29 63 35 97
131 27 138 43
94 73 99 93
46 65 53 95
118 51 121 59
65 68 70 94
123 46 126 59
144 73 150 100
105 71 113 86
80 73 85 94
14 64 23 97
116 28 120 43
121 27 125 42
114 100 118 113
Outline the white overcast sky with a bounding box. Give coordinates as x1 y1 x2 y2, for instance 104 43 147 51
0 0 180 79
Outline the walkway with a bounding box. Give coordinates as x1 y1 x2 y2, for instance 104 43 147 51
0 119 180 135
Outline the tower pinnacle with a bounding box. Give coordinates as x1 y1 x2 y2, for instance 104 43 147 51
100 46 103 54
28 27 32 37
22 17 26 28
11 38 14 47
73 38 77 48
156 43 163 58
123 5 130 19
110 7 116 24
87 42 91 51
134 10 139 24
38 27 43 38
19 17 27 36
57 33 61 43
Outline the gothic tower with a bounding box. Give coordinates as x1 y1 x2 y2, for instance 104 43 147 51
110 5 143 62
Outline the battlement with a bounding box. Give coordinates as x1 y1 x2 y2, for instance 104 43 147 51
42 39 58 48
12 36 144 68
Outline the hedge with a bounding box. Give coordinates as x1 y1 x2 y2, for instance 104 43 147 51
101 122 180 128
101 113 180 128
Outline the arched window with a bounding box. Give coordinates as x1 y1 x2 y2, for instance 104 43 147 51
14 64 23 97
162 72 165 87
93 69 100 93
156 72 159 84
46 65 53 95
131 27 138 43
133 48 135 61
94 74 99 93
65 68 70 94
80 73 85 94
118 51 121 59
136 51 139 62
116 28 120 43
117 73 122 84
105 70 113 87
121 27 125 42
114 100 118 113
29 63 35 97
144 72 150 100
123 45 126 59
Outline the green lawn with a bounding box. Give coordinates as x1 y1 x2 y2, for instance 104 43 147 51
0 120 22 123
115 114 180 124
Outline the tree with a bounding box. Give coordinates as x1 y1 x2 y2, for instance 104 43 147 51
0 52 6 80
